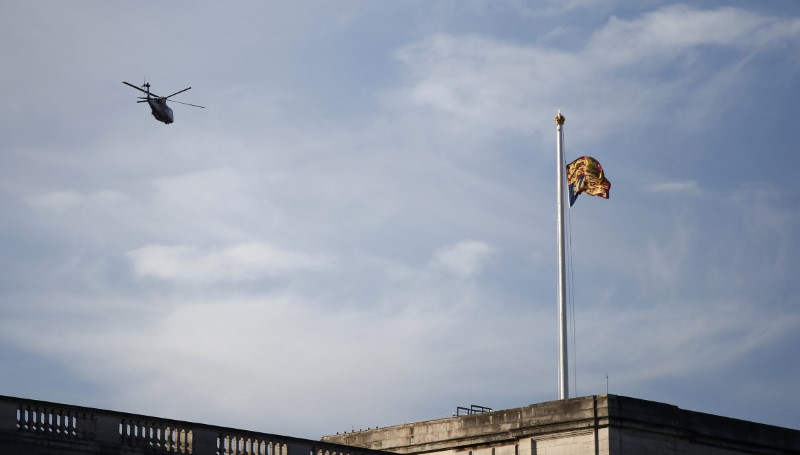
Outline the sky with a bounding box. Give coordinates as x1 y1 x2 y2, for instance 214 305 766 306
1 0 799 439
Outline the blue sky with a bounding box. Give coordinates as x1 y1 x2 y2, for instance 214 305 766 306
1 1 799 438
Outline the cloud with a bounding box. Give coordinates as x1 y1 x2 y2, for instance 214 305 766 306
587 6 775 66
127 242 330 283
648 180 699 193
2 2 800 437
391 5 800 145
26 190 127 212
430 240 497 278
579 297 800 384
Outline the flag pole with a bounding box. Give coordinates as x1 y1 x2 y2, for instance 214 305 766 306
555 111 569 400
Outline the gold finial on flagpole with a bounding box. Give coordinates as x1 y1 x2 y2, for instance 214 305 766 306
555 110 565 125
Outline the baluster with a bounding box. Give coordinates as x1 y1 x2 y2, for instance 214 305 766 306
137 420 144 447
128 418 134 445
179 428 186 454
24 406 32 431
147 421 154 448
143 421 151 447
155 422 164 450
15 404 21 431
187 429 194 454
68 410 76 438
170 426 178 452
72 412 81 439
166 424 173 450
130 419 137 446
149 422 156 448
166 426 173 452
63 409 70 437
66 411 74 438
267 440 274 455
139 421 145 447
56 409 63 436
223 435 231 455
27 405 35 432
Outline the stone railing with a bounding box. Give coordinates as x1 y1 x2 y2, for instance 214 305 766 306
0 394 393 455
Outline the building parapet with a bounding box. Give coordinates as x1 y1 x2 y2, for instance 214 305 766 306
0 394 395 455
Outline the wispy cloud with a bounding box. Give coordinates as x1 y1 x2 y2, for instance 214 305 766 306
127 242 330 283
392 5 800 146
26 190 127 212
430 240 497 278
648 180 699 193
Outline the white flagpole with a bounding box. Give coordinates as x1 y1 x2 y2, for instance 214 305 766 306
555 111 569 400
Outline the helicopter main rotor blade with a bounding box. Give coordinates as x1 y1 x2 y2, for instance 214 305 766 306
164 87 192 99
124 81 163 98
169 100 206 108
123 81 150 95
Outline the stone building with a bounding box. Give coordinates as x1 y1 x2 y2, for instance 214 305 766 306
2 393 799 454
322 395 800 455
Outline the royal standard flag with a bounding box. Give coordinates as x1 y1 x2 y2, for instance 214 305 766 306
567 156 610 206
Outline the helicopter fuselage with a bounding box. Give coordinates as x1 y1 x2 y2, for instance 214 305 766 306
147 98 174 124
124 81 203 124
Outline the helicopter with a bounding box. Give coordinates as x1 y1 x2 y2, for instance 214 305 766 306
123 81 204 124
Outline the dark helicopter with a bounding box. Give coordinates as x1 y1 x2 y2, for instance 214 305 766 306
123 81 204 124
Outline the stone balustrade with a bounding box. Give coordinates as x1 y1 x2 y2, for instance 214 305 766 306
0 394 393 455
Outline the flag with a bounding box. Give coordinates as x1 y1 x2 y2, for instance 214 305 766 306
567 156 610 206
